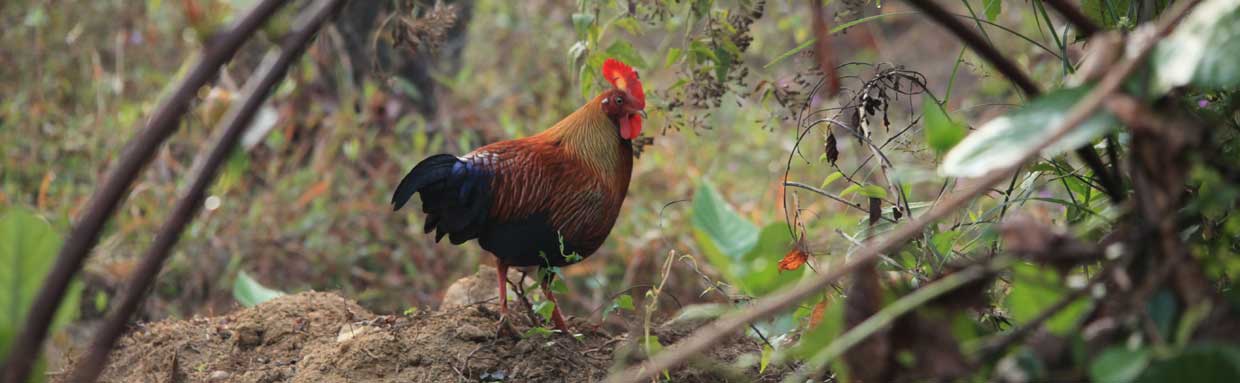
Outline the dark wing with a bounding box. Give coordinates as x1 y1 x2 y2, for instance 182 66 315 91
392 152 496 244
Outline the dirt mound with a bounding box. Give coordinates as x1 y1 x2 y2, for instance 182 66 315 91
63 291 787 382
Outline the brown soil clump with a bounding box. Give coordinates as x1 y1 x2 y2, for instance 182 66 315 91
61 291 788 382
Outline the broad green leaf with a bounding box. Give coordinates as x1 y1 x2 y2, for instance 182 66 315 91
0 207 78 367
739 224 803 296
1151 0 1240 93
941 86 1119 178
233 270 285 307
534 300 555 321
692 179 760 285
922 96 966 155
604 40 647 69
1003 262 1090 335
983 0 1002 21
1090 347 1151 383
1141 344 1240 382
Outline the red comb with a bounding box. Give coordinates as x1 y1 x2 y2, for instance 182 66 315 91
602 58 645 109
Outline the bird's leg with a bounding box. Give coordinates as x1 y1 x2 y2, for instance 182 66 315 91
539 270 570 333
496 262 509 317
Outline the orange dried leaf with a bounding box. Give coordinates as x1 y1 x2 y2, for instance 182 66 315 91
778 247 809 272
809 297 829 329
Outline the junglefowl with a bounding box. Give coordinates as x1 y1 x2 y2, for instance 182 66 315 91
392 58 646 332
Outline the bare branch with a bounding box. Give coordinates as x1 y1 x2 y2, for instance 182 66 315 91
0 1 293 381
603 1 1202 381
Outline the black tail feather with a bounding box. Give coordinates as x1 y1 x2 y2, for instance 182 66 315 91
392 154 458 211
393 153 493 245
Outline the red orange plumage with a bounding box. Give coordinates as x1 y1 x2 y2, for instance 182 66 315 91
392 59 646 331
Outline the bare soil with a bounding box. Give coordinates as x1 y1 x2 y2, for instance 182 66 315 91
59 291 788 382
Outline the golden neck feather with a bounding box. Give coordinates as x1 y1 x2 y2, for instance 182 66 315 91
536 96 627 175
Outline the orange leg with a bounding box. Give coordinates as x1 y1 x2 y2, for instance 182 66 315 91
539 276 569 332
496 262 509 317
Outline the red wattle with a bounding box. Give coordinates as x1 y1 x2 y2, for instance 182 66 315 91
620 114 642 140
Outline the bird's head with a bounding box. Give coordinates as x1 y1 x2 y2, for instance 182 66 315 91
599 58 646 141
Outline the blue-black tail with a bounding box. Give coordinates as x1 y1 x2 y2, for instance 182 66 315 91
392 154 493 245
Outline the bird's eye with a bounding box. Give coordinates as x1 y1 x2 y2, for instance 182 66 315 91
615 97 624 105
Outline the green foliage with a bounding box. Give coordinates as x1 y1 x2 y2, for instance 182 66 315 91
0 207 78 381
1090 347 1151 383
692 179 803 296
941 86 1120 177
233 270 286 308
922 96 967 155
1142 344 1240 382
1151 0 1240 93
1003 263 1090 335
983 0 1003 21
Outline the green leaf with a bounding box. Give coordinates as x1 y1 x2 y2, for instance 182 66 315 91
820 171 844 188
922 96 966 155
612 17 641 35
616 294 635 310
983 0 1002 21
233 270 285 308
941 86 1120 178
604 40 647 69
641 335 664 354
1151 0 1240 93
930 230 962 255
664 47 682 68
571 12 595 38
1003 263 1090 335
534 300 555 322
602 294 636 320
523 327 554 338
1081 0 1132 28
858 185 887 199
692 179 760 285
1 207 77 366
1142 344 1240 382
760 344 773 373
740 224 803 296
691 180 800 295
1090 347 1151 383
689 40 719 64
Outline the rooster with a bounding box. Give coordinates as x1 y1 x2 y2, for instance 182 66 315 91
392 58 646 332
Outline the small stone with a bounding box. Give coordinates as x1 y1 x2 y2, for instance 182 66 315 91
455 323 491 342
208 370 230 381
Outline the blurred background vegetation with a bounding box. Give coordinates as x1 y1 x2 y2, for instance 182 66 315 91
3 0 1239 381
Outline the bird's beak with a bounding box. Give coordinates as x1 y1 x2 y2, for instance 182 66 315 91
638 110 648 119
